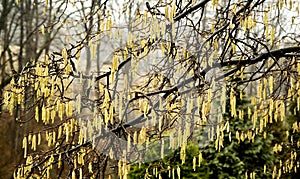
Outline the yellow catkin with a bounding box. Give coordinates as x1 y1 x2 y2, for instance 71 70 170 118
247 16 253 29
88 162 93 173
221 86 226 113
111 54 119 72
42 105 47 124
35 106 39 122
109 147 114 159
41 25 45 35
68 101 73 117
177 166 181 179
198 152 202 166
138 127 147 144
76 45 82 60
22 136 27 158
79 168 83 179
280 0 284 9
127 133 131 152
193 156 196 171
50 109 55 123
31 134 36 151
165 5 169 20
264 11 269 38
161 139 164 159
158 116 163 131
230 89 236 117
171 2 176 18
180 143 186 164
258 80 262 99
269 99 274 123
243 19 247 32
62 48 68 65
236 131 240 143
133 131 137 144
38 132 41 145
269 75 274 93
270 26 275 44
72 170 76 179
232 4 237 14
160 42 166 54
289 0 293 9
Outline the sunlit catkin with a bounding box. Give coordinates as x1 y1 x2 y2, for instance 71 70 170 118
22 136 27 158
165 5 169 20
35 106 39 122
175 166 180 179
198 152 203 167
230 89 237 117
133 131 137 144
31 134 36 151
62 48 68 66
193 156 196 171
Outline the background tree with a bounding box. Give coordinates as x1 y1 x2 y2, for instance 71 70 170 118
0 0 103 177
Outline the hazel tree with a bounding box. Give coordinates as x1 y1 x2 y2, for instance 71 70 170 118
3 0 300 178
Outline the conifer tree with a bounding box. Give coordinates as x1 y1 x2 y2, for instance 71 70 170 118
128 83 276 178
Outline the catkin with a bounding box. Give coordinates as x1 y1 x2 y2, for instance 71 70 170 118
133 131 137 144
127 133 131 153
161 139 164 159
177 166 181 179
35 106 39 122
193 156 196 171
22 136 27 158
165 5 169 20
264 11 269 38
31 134 36 151
62 48 68 66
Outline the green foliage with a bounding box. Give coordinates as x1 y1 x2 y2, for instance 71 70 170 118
128 86 276 178
195 86 275 178
128 143 204 179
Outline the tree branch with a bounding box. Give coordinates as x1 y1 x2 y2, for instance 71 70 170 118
219 46 300 67
174 0 211 22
